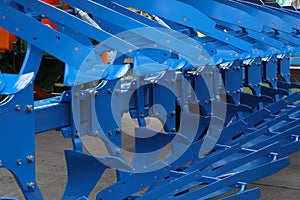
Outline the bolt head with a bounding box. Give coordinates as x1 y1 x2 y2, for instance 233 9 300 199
26 155 35 163
16 159 22 165
15 105 21 111
27 182 35 190
94 131 100 136
115 89 121 95
26 105 33 112
115 128 121 133
93 91 99 96
75 132 80 138
116 148 122 155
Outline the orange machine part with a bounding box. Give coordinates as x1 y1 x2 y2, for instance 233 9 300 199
41 18 58 30
0 1 63 53
101 52 109 64
41 0 70 9
42 0 61 5
0 1 68 52
41 0 69 29
0 27 17 52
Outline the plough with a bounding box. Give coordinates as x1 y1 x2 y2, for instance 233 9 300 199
1 0 300 199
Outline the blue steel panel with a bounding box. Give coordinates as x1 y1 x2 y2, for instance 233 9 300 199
175 158 289 200
113 0 254 52
94 80 123 151
220 0 293 32
96 164 171 200
0 85 43 199
237 0 300 30
62 150 108 199
0 5 91 68
182 0 264 32
15 0 138 54
1 1 300 199
244 58 263 95
63 0 210 66
151 82 177 131
34 100 71 133
278 55 291 82
262 55 278 88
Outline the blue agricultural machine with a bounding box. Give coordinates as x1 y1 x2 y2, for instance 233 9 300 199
1 0 300 199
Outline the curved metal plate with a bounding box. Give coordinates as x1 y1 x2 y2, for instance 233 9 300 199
0 71 6 93
1 72 34 95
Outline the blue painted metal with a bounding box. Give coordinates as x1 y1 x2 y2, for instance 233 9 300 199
1 0 300 199
62 150 108 199
34 95 71 133
0 84 43 199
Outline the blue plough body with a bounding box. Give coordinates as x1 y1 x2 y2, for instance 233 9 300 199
1 0 300 199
